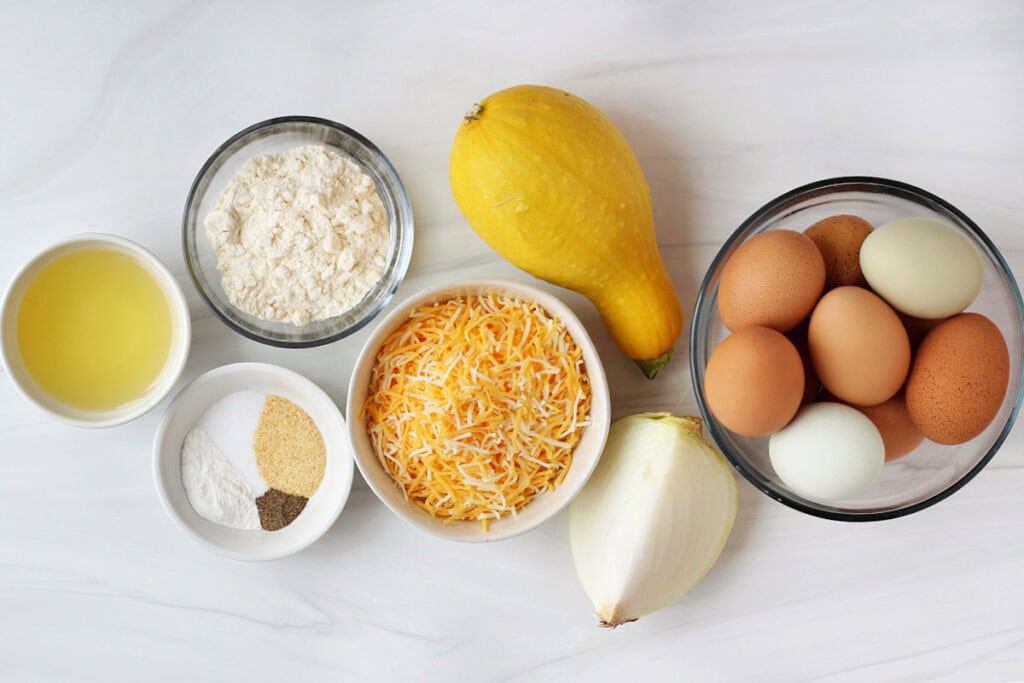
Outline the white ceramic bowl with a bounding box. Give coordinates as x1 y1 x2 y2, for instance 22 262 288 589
153 363 354 560
346 278 611 543
0 233 191 428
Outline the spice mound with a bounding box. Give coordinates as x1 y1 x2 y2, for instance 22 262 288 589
205 144 391 326
181 391 325 531
362 293 592 530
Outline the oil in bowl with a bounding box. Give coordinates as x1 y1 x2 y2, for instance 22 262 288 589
17 248 172 410
1 234 191 427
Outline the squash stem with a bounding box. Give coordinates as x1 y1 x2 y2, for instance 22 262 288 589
464 103 483 123
634 349 673 380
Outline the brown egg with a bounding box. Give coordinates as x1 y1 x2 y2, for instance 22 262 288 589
906 313 1009 445
817 389 839 403
704 326 804 436
786 320 821 404
804 214 874 289
859 393 924 461
899 312 944 350
808 286 911 406
718 230 825 333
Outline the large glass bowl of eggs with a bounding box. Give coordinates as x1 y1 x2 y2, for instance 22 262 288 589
690 176 1024 520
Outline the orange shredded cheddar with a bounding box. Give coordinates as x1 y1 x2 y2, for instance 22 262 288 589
362 293 592 528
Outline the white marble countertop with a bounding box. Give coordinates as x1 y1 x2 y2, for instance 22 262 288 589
2 1 1023 680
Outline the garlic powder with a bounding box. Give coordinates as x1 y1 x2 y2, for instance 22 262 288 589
205 145 390 325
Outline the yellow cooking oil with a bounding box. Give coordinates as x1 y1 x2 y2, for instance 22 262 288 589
16 248 172 411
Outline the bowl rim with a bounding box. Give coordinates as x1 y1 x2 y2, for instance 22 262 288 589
345 277 612 542
0 232 192 429
181 114 414 349
689 175 1024 522
151 361 355 560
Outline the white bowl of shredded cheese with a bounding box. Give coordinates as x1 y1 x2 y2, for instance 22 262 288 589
346 279 611 542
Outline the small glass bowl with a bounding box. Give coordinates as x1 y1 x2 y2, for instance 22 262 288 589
690 176 1024 521
182 116 414 348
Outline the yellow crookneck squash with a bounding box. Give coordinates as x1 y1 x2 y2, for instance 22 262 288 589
449 84 683 379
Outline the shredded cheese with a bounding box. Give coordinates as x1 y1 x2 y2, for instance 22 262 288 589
362 293 592 529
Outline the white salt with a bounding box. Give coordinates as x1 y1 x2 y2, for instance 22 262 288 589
196 390 270 496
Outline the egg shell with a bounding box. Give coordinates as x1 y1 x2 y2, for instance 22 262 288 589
899 311 944 350
906 313 1010 445
858 393 924 461
804 214 873 290
808 286 911 406
704 326 804 437
860 218 983 319
718 229 825 333
786 320 821 404
769 402 884 501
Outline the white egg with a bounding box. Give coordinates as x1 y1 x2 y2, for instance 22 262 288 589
769 402 884 501
860 217 983 319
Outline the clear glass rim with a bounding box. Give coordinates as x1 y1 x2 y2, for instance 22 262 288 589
689 175 1024 522
181 115 414 349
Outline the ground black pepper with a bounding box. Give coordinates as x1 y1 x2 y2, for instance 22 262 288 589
256 488 308 531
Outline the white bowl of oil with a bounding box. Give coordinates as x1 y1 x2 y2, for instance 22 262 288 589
1 233 191 428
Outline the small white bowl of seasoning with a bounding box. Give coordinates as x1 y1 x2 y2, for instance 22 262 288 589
0 233 191 428
153 362 354 560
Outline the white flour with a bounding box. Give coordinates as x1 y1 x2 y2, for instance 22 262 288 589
181 427 261 530
205 145 390 325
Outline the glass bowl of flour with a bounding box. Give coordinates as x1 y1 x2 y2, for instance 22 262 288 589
183 116 414 347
